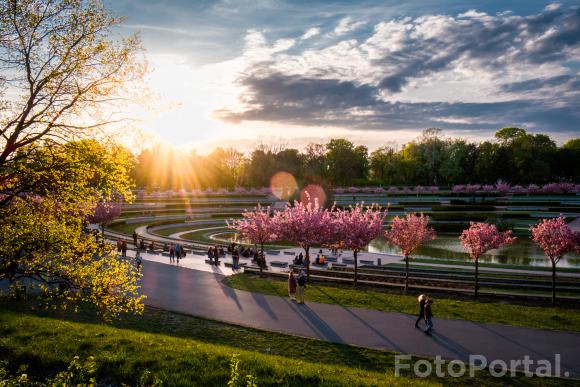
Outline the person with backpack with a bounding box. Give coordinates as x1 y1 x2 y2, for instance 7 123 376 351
296 270 307 304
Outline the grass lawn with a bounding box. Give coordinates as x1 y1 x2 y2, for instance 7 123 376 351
224 273 580 332
0 302 576 386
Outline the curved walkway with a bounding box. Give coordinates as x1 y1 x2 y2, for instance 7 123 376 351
137 254 580 378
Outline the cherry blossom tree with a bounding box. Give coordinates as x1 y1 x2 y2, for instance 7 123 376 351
333 204 386 286
530 216 580 304
274 198 333 280
89 201 122 237
385 213 436 292
229 205 278 275
460 222 516 298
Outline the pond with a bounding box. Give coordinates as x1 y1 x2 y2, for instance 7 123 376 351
368 235 580 268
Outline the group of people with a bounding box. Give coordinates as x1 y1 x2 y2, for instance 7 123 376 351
207 245 223 265
287 269 307 304
168 243 185 263
415 294 434 335
116 239 128 257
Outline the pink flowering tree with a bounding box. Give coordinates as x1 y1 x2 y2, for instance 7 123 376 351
274 198 333 281
333 204 387 286
460 222 516 298
530 216 580 304
229 205 278 275
385 213 436 292
89 201 122 237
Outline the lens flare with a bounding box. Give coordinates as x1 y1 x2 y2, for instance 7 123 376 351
300 184 327 206
270 171 298 200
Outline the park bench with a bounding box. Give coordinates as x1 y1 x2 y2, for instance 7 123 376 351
266 250 281 255
283 251 296 256
205 259 221 265
325 257 338 262
330 263 347 268
270 261 289 268
360 260 374 265
342 258 355 265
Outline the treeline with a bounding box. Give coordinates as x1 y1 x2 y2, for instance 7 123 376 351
132 128 580 190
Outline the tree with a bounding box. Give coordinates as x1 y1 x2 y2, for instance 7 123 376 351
459 222 516 298
326 139 368 186
530 217 580 304
333 204 386 286
230 205 278 275
385 213 436 292
0 0 144 178
0 195 144 318
274 197 333 281
89 200 122 237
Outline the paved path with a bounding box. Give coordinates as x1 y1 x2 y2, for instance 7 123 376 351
139 256 580 378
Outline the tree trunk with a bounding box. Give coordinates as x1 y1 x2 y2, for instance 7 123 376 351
404 255 409 293
474 258 479 299
552 259 557 305
354 250 358 287
260 242 264 277
305 246 310 282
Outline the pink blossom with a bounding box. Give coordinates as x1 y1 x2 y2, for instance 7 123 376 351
334 187 345 194
482 185 494 193
530 216 579 263
235 186 248 194
362 187 374 193
385 213 436 292
374 187 387 194
495 180 510 194
415 185 427 194
460 222 516 298
203 188 214 195
387 186 399 194
527 184 540 193
511 185 525 193
531 216 580 303
452 185 465 193
333 204 387 285
428 186 439 194
216 188 229 195
465 184 481 194
89 201 122 226
347 186 358 193
230 205 278 273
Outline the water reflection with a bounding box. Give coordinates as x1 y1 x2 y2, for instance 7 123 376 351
368 235 580 268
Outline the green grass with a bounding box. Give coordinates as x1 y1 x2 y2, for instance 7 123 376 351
0 302 576 386
224 273 580 332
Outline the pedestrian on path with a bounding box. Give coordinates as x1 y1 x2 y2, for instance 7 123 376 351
424 298 434 335
121 241 127 257
169 243 175 263
175 243 182 263
296 270 306 304
288 271 297 300
232 248 240 269
415 294 427 328
135 251 142 270
116 239 122 254
132 231 138 247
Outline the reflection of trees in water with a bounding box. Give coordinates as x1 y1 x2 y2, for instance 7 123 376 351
368 235 580 268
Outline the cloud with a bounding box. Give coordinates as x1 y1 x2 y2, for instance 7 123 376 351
301 27 321 40
215 5 580 133
334 17 367 35
215 72 580 132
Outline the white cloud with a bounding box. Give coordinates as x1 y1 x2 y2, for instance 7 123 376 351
334 17 367 35
301 27 321 40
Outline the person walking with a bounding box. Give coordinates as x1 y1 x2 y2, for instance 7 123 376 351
232 247 239 269
135 251 142 270
121 241 127 258
169 243 175 263
132 231 138 248
296 270 306 304
116 239 122 255
415 294 427 328
288 271 297 300
175 243 182 263
207 246 213 264
424 298 434 335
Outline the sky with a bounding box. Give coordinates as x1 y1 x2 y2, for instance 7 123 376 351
106 0 580 152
